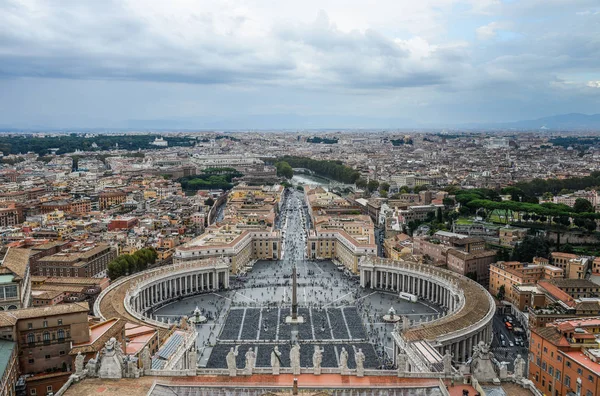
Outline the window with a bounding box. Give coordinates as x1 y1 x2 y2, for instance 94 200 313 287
556 370 561 381
28 358 34 364
45 354 50 359
567 361 571 368
565 375 571 387
27 333 34 344
543 347 548 353
549 366 554 375
60 350 65 356
4 285 17 299
578 368 583 375
46 386 52 392
542 362 547 371
43 320 48 328
587 391 593 396
27 323 32 330
57 329 65 340
43 331 50 344
557 355 562 362
589 375 594 382
30 389 36 395
58 319 62 325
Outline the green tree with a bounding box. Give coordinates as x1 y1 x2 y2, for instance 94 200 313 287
497 285 506 300
275 161 294 179
511 236 550 262
380 182 391 192
573 198 594 213
367 180 380 193
414 185 430 193
356 178 368 189
560 243 575 254
542 192 553 201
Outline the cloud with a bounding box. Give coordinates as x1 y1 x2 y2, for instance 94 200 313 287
475 21 512 40
0 0 599 126
0 0 472 91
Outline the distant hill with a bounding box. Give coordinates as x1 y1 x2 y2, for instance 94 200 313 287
463 113 600 131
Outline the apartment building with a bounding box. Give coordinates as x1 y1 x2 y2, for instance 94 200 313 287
0 302 90 396
530 317 600 396
98 191 126 210
489 261 564 309
174 224 281 274
35 243 115 278
0 247 32 310
447 249 497 285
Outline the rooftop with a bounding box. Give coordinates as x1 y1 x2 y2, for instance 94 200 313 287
0 339 16 378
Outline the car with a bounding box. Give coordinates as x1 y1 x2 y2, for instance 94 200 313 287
500 334 505 340
509 341 514 347
501 340 506 347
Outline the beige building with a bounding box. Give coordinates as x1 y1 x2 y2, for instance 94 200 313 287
174 224 281 273
0 247 32 310
0 302 90 396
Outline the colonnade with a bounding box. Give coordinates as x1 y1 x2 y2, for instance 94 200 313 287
359 259 495 366
132 268 229 315
361 268 457 312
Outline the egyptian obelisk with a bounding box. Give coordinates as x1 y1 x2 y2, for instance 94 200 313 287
286 263 304 324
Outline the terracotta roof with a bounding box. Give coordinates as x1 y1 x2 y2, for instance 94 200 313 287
5 301 89 320
447 249 496 259
538 281 576 307
70 318 124 355
532 326 566 346
1 247 31 279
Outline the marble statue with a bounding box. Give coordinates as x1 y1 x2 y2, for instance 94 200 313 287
124 355 140 378
443 350 453 374
339 347 349 374
141 346 151 374
271 346 282 375
470 341 499 383
75 352 85 376
98 337 125 379
188 348 197 370
226 346 239 377
290 343 301 375
397 351 409 375
355 348 365 377
402 316 410 331
85 357 98 378
514 354 526 381
245 347 256 375
313 346 324 375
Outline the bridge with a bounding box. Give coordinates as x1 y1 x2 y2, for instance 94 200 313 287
292 167 315 175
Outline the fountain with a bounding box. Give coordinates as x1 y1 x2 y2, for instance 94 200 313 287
382 306 401 323
188 306 207 324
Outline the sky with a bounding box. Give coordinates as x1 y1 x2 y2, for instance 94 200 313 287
1 0 600 129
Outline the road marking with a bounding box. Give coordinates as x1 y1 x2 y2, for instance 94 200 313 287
323 292 352 307
234 291 258 303
211 293 231 301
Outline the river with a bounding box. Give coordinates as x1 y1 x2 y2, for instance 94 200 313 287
291 173 330 187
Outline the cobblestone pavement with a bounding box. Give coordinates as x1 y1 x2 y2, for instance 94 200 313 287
153 189 442 368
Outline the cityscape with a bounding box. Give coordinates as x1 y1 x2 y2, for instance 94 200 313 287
2 1 600 396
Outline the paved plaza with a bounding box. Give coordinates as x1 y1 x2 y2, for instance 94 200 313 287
152 189 443 369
